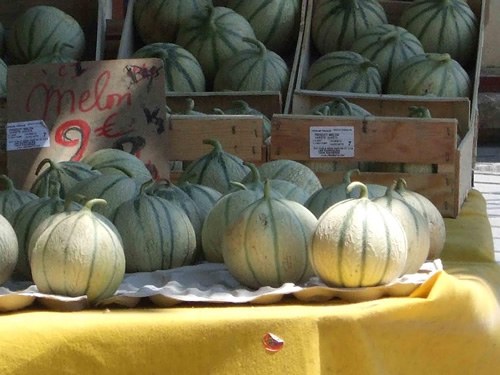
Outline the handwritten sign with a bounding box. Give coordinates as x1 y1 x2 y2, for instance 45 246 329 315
6 58 168 190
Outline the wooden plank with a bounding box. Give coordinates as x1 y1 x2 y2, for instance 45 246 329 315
0 98 6 175
270 115 457 164
166 115 264 162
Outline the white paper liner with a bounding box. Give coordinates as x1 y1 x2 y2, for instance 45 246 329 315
0 260 443 312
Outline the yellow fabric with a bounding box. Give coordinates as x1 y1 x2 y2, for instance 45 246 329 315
1 189 499 375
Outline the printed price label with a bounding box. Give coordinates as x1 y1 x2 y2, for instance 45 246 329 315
310 126 354 158
6 120 50 151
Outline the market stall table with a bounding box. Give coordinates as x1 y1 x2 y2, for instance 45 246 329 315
1 190 499 375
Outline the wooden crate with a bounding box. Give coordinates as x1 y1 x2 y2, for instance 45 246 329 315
0 98 6 175
117 0 308 116
270 113 474 218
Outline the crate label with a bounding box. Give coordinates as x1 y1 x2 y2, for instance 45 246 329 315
310 126 354 158
6 120 50 151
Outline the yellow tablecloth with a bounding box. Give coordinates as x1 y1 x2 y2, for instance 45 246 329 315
1 190 499 375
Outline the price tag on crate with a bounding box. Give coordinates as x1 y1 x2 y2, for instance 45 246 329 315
309 126 354 158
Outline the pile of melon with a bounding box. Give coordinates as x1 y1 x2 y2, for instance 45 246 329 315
132 0 302 94
306 0 479 98
0 141 447 302
0 5 89 98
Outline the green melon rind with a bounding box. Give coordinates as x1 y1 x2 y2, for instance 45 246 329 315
6 5 85 64
307 97 372 117
178 182 223 223
311 0 388 55
0 58 6 98
0 215 18 286
133 42 206 93
0 175 39 220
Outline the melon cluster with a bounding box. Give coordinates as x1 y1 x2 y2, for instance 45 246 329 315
306 0 478 98
0 6 87 98
132 0 302 93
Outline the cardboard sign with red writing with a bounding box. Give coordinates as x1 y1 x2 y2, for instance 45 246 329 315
6 58 168 190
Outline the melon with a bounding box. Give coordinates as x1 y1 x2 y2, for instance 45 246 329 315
305 51 382 94
351 24 425 86
174 98 207 115
243 159 322 195
6 6 85 64
30 158 101 199
134 0 211 44
0 175 38 219
0 58 6 98
395 178 446 260
225 0 301 54
387 53 471 97
305 169 386 218
222 180 317 288
311 0 388 55
28 42 77 64
0 214 18 286
310 182 408 287
30 199 126 303
132 43 206 93
82 148 153 185
372 181 430 274
66 174 139 219
177 139 250 194
307 97 372 117
400 0 478 67
178 182 223 224
214 100 272 140
113 185 197 272
213 37 290 95
10 181 82 281
175 6 256 82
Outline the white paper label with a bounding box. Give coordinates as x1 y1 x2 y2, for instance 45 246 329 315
310 126 354 158
6 120 50 151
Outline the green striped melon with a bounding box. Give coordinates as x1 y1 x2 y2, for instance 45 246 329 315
400 0 478 67
175 6 256 82
373 181 430 275
6 6 85 64
395 178 446 260
66 174 139 219
244 159 322 195
310 182 408 287
134 0 211 44
0 175 38 219
30 158 101 199
178 182 223 224
10 181 82 281
312 0 388 55
387 53 471 97
201 186 264 263
222 181 317 288
0 214 18 286
30 199 126 303
225 0 301 54
132 43 206 93
177 139 250 194
113 186 196 272
305 169 386 218
174 98 207 115
0 58 6 98
305 51 382 94
28 42 77 64
351 24 425 86
213 38 290 94
82 148 153 185
214 100 272 140
307 97 372 117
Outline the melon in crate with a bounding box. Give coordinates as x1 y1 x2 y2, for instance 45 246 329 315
400 0 478 67
6 6 85 64
387 53 471 97
305 51 382 94
0 58 6 98
134 0 212 44
0 215 18 286
222 181 317 288
0 175 38 219
311 0 388 55
310 182 408 287
30 199 126 303
132 43 206 93
213 38 290 95
28 42 77 64
175 6 256 82
225 0 301 54
307 97 372 117
351 24 425 86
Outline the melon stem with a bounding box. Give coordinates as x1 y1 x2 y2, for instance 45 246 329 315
229 181 248 190
395 178 408 193
232 100 252 113
428 53 451 64
203 139 223 153
243 161 261 183
0 174 14 191
334 98 353 116
346 181 368 198
242 37 267 56
263 179 272 199
379 30 399 43
360 60 378 71
343 169 360 184
140 179 156 194
83 198 107 212
409 106 432 118
35 158 58 175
